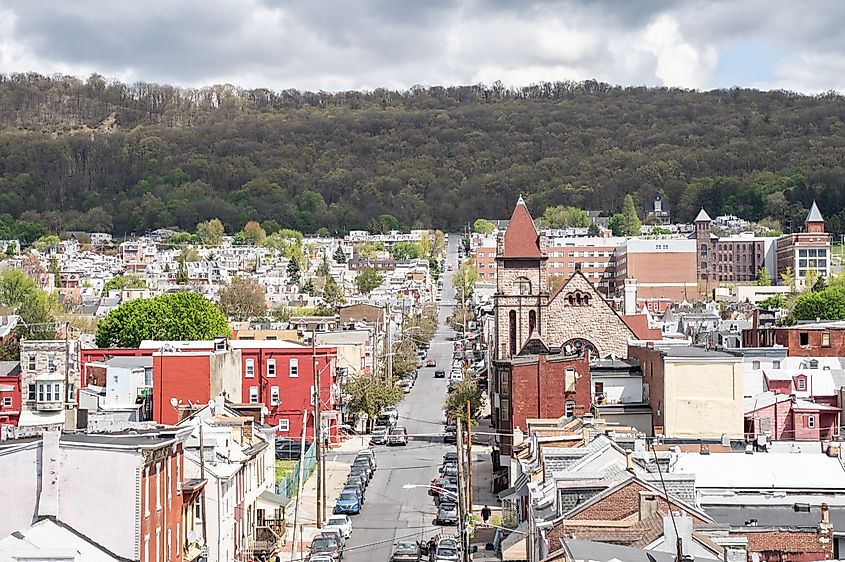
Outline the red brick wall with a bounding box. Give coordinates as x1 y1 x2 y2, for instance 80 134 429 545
0 374 20 427
85 364 107 387
568 480 706 522
774 329 845 357
140 446 184 562
509 353 590 433
734 528 833 562
153 354 212 425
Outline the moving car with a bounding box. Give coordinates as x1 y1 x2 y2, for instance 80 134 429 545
325 514 353 539
434 369 446 379
333 491 361 515
425 359 436 367
435 502 459 525
310 536 343 560
387 426 409 446
391 541 422 562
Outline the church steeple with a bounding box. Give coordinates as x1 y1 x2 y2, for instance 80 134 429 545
806 200 825 233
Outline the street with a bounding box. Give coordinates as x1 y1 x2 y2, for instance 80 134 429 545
339 234 462 562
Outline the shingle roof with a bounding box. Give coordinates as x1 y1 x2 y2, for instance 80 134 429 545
502 197 542 258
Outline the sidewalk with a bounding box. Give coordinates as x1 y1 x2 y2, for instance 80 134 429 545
468 413 502 549
278 437 368 562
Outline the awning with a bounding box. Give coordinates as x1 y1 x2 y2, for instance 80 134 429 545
18 410 64 427
257 489 288 509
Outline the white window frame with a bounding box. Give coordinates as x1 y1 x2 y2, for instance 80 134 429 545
245 358 255 378
267 359 276 378
808 415 816 429
156 462 162 512
1 397 11 407
797 378 807 391
249 386 259 403
278 418 290 432
270 386 280 406
144 467 150 517
289 358 299 378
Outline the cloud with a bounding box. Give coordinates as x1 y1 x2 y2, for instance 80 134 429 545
0 0 840 93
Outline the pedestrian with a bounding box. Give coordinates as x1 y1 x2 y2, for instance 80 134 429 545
481 505 492 526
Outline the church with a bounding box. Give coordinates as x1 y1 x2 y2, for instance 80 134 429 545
493 197 651 361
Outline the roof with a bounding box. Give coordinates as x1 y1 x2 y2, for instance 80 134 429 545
501 197 542 258
0 517 128 562
0 361 20 378
806 200 824 223
694 208 712 222
673 451 845 490
547 539 720 562
103 356 153 369
704 504 840 530
653 345 738 360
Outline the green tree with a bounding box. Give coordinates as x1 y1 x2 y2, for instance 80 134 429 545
587 223 601 237
217 276 267 321
240 220 267 245
286 256 301 283
608 195 642 236
343 372 403 432
354 241 383 260
472 219 495 234
433 231 446 258
780 267 796 289
368 214 399 234
176 254 189 284
448 305 475 332
196 218 225 246
102 274 147 295
392 242 422 260
792 286 845 321
333 246 347 264
649 227 672 235
444 378 486 426
320 276 345 313
757 267 772 286
95 292 230 348
804 269 820 293
540 206 590 229
34 235 60 252
453 261 478 304
758 294 787 310
356 266 384 295
0 269 38 308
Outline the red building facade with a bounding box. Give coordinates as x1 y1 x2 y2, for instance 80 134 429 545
0 364 21 433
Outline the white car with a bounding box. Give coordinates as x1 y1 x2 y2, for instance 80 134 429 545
326 514 353 539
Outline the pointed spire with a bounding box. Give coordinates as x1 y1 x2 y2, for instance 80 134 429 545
517 194 526 206
806 200 824 223
694 208 711 222
502 198 541 258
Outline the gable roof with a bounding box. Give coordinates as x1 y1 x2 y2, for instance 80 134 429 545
694 208 712 222
501 196 542 258
806 200 824 223
549 269 637 343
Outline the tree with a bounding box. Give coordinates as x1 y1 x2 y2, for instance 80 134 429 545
649 227 672 235
392 241 423 260
540 206 590 229
448 305 475 332
587 223 601 237
196 218 225 246
102 274 146 296
354 242 383 260
757 267 772 286
34 235 60 252
0 269 38 308
0 272 57 359
333 246 347 264
759 294 787 310
240 221 267 245
343 372 403 431
453 261 478 304
368 214 399 234
804 269 820 293
218 276 267 321
356 266 384 295
95 292 230 348
473 219 495 234
176 254 189 284
286 256 301 283
433 231 446 258
792 286 845 322
608 195 642 236
319 276 345 313
444 378 486 426
780 267 796 289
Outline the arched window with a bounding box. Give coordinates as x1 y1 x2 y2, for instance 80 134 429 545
509 310 517 356
513 277 532 295
700 244 708 257
528 310 537 334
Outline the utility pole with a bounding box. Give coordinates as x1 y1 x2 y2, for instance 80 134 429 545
290 410 309 556
312 329 323 528
466 400 473 515
456 422 469 562
386 316 393 382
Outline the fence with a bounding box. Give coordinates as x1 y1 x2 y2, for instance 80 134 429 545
275 442 317 504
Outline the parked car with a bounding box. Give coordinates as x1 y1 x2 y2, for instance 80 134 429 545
432 546 459 562
351 458 374 478
341 486 364 505
356 449 377 468
370 427 389 445
375 413 396 429
344 475 366 495
310 536 343 560
348 465 370 484
429 476 452 496
392 541 422 562
440 464 458 479
443 425 457 444
326 514 353 539
398 379 412 394
437 537 459 550
310 555 335 562
434 482 459 505
425 359 436 367
333 491 361 515
435 502 459 525
275 438 308 460
388 426 409 446
319 528 346 549
434 369 446 379
382 405 399 418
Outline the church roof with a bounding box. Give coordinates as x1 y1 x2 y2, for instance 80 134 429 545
502 197 542 258
694 208 711 222
806 200 824 223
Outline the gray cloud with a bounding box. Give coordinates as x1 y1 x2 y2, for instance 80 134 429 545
0 0 842 92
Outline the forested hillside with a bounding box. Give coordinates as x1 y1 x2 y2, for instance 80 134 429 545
1 72 845 238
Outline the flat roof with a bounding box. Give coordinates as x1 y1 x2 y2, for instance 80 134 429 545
104 356 153 369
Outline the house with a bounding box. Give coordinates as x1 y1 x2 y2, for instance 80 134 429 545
744 391 840 441
590 358 652 435
744 320 845 357
0 517 126 561
17 339 81 433
0 361 21 437
0 428 193 562
628 342 744 439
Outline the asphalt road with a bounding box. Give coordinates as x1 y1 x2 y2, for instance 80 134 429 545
340 234 462 562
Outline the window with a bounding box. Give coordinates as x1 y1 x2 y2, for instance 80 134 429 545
528 310 536 334
797 377 807 391
565 401 576 417
508 310 517 356
144 535 150 562
807 415 816 429
157 463 162 511
822 332 831 347
267 359 276 378
773 360 781 369
27 384 35 401
278 418 290 432
289 358 299 378
270 386 280 406
37 384 44 402
513 277 532 295
168 529 172 559
799 332 809 346
809 359 819 369
27 354 35 371
500 399 509 421
2 397 11 407
245 358 255 378
249 386 259 403
144 467 150 517
752 361 760 369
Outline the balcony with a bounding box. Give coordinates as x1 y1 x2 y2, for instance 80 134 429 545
253 518 285 553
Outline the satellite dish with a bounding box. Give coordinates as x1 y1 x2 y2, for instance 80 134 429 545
170 398 179 408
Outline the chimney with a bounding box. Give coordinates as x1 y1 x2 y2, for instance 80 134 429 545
624 278 638 316
38 430 61 518
821 503 830 526
625 449 634 472
639 492 659 521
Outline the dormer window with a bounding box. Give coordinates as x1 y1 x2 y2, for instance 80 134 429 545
796 377 807 391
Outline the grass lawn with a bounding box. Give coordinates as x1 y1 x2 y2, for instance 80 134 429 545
832 244 844 263
275 460 298 483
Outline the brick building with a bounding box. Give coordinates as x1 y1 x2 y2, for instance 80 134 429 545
613 238 697 305
491 335 590 455
694 208 768 290
776 201 831 289
743 319 845 357
0 362 21 436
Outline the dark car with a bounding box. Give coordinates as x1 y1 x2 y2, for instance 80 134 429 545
434 370 446 379
310 536 343 560
391 540 422 562
348 465 370 483
345 475 366 495
275 438 308 460
435 502 459 525
352 458 374 478
443 425 457 444
443 451 458 463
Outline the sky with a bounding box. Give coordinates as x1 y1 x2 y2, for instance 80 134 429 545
0 0 842 93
